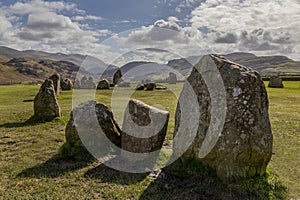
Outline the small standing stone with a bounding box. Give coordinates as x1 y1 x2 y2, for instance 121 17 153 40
168 72 177 84
145 83 156 91
268 76 284 88
97 79 110 90
113 69 123 85
61 78 73 90
49 73 61 95
34 79 61 118
135 83 145 90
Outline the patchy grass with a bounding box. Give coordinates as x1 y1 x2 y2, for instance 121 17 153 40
0 82 299 199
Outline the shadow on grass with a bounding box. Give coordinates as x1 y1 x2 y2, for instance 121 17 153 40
17 143 95 178
84 161 149 185
140 159 287 200
0 115 59 128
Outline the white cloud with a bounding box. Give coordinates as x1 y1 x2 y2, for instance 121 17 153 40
190 0 300 59
0 0 115 61
73 15 104 21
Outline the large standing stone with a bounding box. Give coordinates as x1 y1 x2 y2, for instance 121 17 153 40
168 72 177 84
113 69 123 85
268 76 284 88
65 100 122 148
97 79 110 90
174 54 273 180
121 99 169 159
34 79 61 118
61 78 73 91
49 73 61 95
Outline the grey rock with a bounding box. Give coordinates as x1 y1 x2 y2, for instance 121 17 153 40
145 83 156 91
61 78 73 90
65 100 121 148
135 83 145 91
34 79 61 118
121 100 169 160
174 54 273 180
268 76 284 88
113 69 123 85
168 72 177 84
97 79 110 90
49 73 61 95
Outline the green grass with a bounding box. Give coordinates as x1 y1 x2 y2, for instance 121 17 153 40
0 82 299 199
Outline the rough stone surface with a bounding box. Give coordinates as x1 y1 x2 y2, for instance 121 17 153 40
34 79 61 118
135 83 145 90
61 78 73 90
49 73 61 95
65 100 121 147
97 79 110 90
268 76 284 88
174 54 273 180
145 83 156 91
113 69 123 85
121 99 169 155
168 72 177 84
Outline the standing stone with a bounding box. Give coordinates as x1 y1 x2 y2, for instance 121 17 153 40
268 76 284 88
168 72 177 84
113 69 123 85
65 100 121 148
145 82 156 91
61 78 73 90
49 73 60 95
97 79 110 90
121 100 169 160
174 54 273 180
34 79 61 118
135 83 145 91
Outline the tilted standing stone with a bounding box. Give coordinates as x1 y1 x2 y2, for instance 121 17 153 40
113 69 123 85
268 76 284 88
49 73 61 95
34 79 61 118
174 54 273 180
121 99 169 160
65 100 121 148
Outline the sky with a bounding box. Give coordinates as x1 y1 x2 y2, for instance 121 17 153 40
0 0 299 65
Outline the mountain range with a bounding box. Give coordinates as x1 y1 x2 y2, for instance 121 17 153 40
0 46 299 84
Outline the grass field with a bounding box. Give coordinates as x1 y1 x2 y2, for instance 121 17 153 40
0 82 299 199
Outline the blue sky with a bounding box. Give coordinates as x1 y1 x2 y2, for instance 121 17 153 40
0 0 299 64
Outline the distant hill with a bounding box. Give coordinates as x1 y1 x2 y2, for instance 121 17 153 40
0 57 83 84
222 52 257 61
0 46 86 66
232 56 300 75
